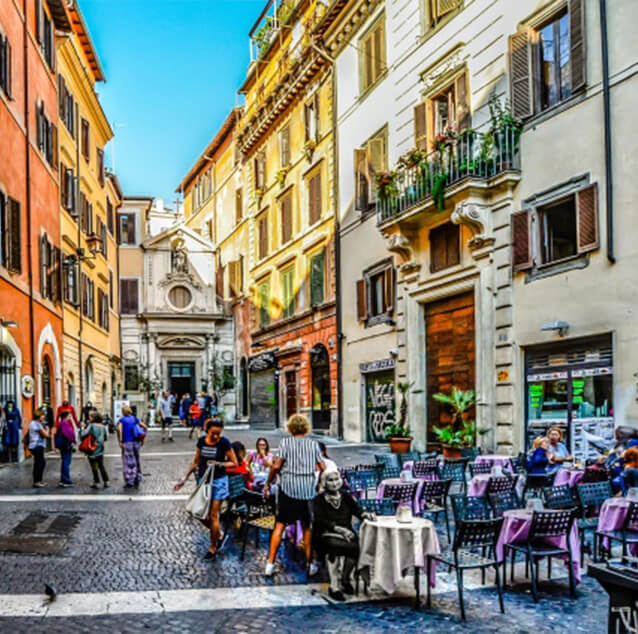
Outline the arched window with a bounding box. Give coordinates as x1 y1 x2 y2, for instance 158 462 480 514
42 356 52 406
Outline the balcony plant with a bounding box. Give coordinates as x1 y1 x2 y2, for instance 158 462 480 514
375 170 398 201
304 139 316 161
398 148 426 170
385 381 423 453
276 167 289 187
488 96 522 167
255 17 275 58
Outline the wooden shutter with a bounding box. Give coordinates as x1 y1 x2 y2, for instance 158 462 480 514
373 21 383 81
36 0 43 44
310 251 325 307
281 194 292 244
384 266 395 313
51 123 58 168
511 210 532 271
576 183 599 253
259 215 268 259
447 223 460 267
455 72 471 131
309 171 321 225
435 0 458 19
127 213 136 244
430 226 447 273
509 31 534 120
304 103 311 142
280 126 290 167
368 137 384 204
58 75 65 118
356 279 367 321
414 102 428 151
354 148 369 212
8 197 21 273
569 0 586 93
364 34 373 89
313 92 320 140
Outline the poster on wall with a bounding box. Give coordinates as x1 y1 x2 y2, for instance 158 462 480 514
361 360 396 443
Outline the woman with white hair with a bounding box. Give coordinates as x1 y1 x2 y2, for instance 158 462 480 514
264 414 325 577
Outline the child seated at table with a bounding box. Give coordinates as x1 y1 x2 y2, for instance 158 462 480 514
227 441 255 489
526 436 551 474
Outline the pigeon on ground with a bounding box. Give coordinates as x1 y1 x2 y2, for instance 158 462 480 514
44 583 57 602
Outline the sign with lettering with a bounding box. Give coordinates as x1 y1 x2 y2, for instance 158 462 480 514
365 370 395 443
248 352 276 372
360 358 396 374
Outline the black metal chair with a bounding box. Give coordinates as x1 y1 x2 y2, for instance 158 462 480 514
450 494 491 523
487 476 517 496
439 459 469 495
348 469 381 500
522 471 557 502
413 459 440 480
510 454 526 475
469 462 492 477
419 451 438 461
488 490 522 518
576 481 612 565
504 509 577 602
359 497 396 516
541 484 576 510
375 453 401 471
383 481 418 508
420 479 452 542
594 500 638 560
399 451 420 468
380 465 401 480
461 447 482 461
427 517 504 621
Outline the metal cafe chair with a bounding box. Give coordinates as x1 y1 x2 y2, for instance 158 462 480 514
413 459 440 480
594 500 638 560
348 469 381 500
439 458 469 495
541 484 577 510
576 481 612 565
359 497 396 516
488 490 522 518
380 465 401 480
450 494 491 523
427 517 505 621
469 462 492 477
383 482 419 508
522 471 557 502
399 451 420 468
420 479 452 542
487 476 517 496
504 509 577 602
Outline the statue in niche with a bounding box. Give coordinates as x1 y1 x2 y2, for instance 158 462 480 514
171 236 188 274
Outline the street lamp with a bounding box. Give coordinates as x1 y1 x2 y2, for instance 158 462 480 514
62 233 103 267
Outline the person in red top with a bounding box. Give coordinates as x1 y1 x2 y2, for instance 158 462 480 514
189 401 203 438
56 401 78 427
226 441 255 490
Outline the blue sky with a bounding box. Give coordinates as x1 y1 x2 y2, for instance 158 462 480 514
81 0 264 205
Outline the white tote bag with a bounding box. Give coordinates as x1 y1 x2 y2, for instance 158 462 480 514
185 464 213 521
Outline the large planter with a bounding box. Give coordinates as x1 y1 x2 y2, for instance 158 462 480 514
388 436 412 454
441 444 462 460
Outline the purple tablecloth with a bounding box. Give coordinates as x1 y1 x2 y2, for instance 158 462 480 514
377 478 423 515
598 498 638 555
495 509 581 583
475 455 514 473
553 467 585 489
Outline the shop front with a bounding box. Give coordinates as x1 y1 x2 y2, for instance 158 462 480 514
248 351 278 430
525 334 614 462
361 358 396 443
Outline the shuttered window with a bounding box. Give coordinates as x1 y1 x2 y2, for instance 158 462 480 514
511 210 532 271
509 0 586 120
81 118 90 162
309 250 325 307
281 267 294 319
0 194 21 273
98 288 109 330
280 192 293 244
308 171 321 225
107 198 114 234
0 30 11 98
430 222 460 273
229 259 243 298
60 165 75 213
426 0 462 28
97 148 105 187
235 188 243 224
356 262 395 324
82 275 95 321
118 213 136 245
120 279 139 314
280 125 291 167
304 92 320 143
108 270 113 308
360 16 385 93
258 281 270 328
254 154 266 191
354 128 387 212
58 74 75 135
36 102 56 167
258 212 269 260
63 256 78 306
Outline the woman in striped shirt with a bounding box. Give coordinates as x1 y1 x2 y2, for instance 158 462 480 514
264 414 325 577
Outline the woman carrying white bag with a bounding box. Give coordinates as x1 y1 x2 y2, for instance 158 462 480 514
175 417 237 559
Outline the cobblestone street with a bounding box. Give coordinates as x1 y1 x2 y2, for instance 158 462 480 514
0 430 608 632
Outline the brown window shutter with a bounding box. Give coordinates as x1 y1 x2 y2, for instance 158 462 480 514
52 124 58 168
304 103 310 142
446 223 460 267
128 213 136 244
5 39 12 98
509 31 534 120
373 22 383 80
310 172 321 224
430 226 447 273
576 183 599 253
8 197 21 273
569 0 586 93
414 102 428 151
435 0 458 19
384 266 395 313
455 71 471 131
36 0 43 44
354 148 369 212
511 210 533 271
58 75 65 119
364 36 372 89
281 195 292 244
313 92 320 139
356 279 367 322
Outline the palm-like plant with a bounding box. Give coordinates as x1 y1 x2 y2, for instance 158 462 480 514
432 387 475 432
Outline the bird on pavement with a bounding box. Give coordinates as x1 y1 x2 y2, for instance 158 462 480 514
44 583 57 602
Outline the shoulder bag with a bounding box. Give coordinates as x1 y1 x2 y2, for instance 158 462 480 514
79 428 98 455
185 464 214 523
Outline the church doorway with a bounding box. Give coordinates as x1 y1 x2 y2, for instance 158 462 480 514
168 361 195 411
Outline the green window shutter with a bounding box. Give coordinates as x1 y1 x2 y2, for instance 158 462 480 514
259 283 270 328
310 251 325 307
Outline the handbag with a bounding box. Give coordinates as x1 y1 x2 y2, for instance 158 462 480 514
185 464 214 522
133 419 147 443
79 432 98 455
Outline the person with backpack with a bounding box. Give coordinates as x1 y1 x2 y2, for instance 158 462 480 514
27 408 50 487
117 406 147 488
80 412 109 489
54 411 77 487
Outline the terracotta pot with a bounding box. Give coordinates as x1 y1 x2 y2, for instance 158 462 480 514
388 436 413 454
441 444 462 460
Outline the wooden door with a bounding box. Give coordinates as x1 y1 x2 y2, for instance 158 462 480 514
425 292 475 447
285 370 297 419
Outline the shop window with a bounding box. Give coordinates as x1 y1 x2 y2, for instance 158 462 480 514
430 222 460 273
356 260 395 325
360 14 386 94
0 347 17 407
354 126 388 212
509 0 585 120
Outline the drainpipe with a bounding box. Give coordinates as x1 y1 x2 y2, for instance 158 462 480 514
330 64 344 440
75 101 85 412
599 0 615 264
23 4 36 420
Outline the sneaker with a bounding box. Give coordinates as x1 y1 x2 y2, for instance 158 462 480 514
33 482 47 488
328 589 346 602
342 582 355 595
308 562 320 577
103 482 110 489
264 562 275 577
169 437 174 442
58 482 73 488
90 484 99 490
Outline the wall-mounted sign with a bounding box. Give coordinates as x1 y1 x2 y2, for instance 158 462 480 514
497 370 509 382
360 358 396 374
248 352 276 372
21 375 35 399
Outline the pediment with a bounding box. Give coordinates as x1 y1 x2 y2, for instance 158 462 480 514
157 336 206 350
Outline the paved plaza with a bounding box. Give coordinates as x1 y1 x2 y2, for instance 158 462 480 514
0 429 608 632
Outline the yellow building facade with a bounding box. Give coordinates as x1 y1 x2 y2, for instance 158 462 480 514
58 4 120 417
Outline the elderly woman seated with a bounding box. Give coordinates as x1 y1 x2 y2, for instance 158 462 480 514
313 470 374 602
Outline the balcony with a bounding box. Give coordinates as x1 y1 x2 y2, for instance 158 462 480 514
376 127 521 226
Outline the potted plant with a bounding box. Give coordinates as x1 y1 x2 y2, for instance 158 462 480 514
432 387 484 459
276 167 289 187
374 170 398 201
385 381 423 453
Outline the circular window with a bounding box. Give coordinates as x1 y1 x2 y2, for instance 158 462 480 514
169 285 192 309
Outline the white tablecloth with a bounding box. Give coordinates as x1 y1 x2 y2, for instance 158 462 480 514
357 516 440 594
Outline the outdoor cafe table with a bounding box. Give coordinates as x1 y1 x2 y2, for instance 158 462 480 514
553 467 585 488
467 473 524 498
358 516 440 602
377 478 424 515
475 455 515 473
598 497 638 556
495 509 582 583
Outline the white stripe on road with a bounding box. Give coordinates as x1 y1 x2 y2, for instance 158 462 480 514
0 494 189 503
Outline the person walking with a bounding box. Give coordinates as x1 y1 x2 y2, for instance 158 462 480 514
2 400 22 463
55 411 76 487
175 417 237 559
28 408 50 487
158 391 173 442
189 399 203 439
80 412 109 489
117 406 147 487
264 414 325 577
